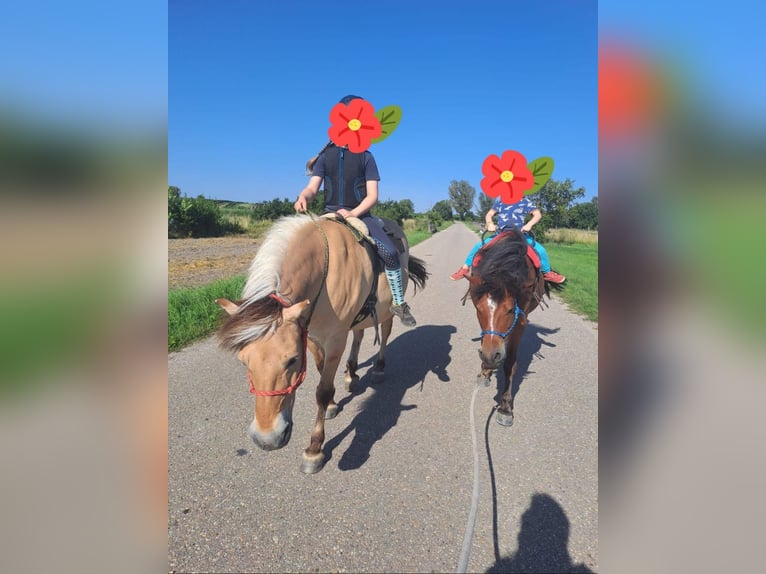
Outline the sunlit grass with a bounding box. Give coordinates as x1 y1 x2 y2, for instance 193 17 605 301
545 243 598 322
546 228 598 244
168 276 245 351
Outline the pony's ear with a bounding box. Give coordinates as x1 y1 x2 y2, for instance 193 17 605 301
216 298 240 316
283 299 312 323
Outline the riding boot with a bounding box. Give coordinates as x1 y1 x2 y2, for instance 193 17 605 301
384 267 416 327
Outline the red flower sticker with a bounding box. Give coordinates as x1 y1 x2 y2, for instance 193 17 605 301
480 150 535 204
328 98 382 153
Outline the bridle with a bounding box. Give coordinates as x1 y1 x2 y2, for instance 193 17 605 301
246 293 310 396
479 300 525 340
246 217 330 397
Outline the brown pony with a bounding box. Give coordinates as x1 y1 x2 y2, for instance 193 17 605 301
216 214 427 473
467 229 556 426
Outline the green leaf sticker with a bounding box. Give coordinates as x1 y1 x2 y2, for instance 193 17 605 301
525 157 555 195
370 105 402 144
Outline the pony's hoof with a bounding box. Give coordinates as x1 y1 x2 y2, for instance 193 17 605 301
371 370 385 384
325 404 339 420
496 410 514 427
345 376 359 392
300 452 325 474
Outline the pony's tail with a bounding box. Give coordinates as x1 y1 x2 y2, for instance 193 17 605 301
305 140 333 175
407 255 429 294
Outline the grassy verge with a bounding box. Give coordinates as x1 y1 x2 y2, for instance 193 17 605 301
545 242 598 322
168 276 245 351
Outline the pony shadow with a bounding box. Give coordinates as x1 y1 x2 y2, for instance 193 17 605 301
323 324 457 471
483 323 560 404
486 492 593 573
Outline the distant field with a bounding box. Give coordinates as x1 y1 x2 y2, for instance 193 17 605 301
546 228 598 244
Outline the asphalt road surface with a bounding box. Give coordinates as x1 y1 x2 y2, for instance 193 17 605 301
169 223 598 573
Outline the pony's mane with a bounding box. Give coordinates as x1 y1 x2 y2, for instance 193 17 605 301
242 214 313 304
471 230 530 302
218 214 312 351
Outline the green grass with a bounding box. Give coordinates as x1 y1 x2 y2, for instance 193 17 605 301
407 229 434 247
544 242 598 322
168 275 245 351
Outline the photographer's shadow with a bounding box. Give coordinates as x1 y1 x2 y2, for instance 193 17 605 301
324 324 456 470
487 493 593 573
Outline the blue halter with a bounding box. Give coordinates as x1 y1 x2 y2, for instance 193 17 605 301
480 301 525 340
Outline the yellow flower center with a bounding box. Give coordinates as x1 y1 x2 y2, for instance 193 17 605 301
500 170 514 182
348 119 362 131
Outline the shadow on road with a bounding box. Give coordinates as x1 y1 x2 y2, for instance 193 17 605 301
503 323 560 403
323 324 457 470
486 493 593 573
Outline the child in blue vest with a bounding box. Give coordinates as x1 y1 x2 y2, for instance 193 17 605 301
294 95 416 327
450 195 566 283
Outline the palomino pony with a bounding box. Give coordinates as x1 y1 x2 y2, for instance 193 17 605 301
216 214 428 474
466 229 557 426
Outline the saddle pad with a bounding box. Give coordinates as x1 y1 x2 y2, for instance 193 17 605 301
320 213 370 239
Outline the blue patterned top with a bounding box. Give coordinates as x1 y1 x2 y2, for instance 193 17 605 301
492 196 538 230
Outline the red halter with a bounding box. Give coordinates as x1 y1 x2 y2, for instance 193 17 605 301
247 293 309 397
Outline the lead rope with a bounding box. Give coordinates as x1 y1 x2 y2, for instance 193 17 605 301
456 381 483 573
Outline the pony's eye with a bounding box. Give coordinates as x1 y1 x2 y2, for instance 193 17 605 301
285 356 298 368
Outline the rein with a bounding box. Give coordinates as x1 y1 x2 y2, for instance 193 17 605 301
480 301 525 340
247 217 330 397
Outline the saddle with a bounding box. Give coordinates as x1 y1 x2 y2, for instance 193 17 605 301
471 231 541 269
322 213 407 341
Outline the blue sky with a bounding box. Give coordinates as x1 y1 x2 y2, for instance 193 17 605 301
169 0 598 213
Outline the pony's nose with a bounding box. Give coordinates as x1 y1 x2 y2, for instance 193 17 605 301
248 419 293 451
479 348 504 368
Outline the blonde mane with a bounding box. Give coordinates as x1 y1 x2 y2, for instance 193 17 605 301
242 214 313 306
218 214 312 350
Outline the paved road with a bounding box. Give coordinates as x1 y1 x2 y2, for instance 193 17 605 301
169 223 598 573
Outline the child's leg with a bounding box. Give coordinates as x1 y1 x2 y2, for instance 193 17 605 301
362 216 416 326
465 233 497 267
526 235 551 272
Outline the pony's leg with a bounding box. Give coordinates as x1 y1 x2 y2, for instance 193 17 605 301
310 338 340 420
344 329 364 392
307 337 325 373
301 336 345 474
371 318 393 383
496 330 523 427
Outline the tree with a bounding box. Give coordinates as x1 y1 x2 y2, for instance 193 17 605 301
168 186 183 236
567 197 598 230
535 178 586 229
398 199 415 220
251 198 293 220
448 180 476 220
431 199 453 221
476 193 494 219
372 199 414 225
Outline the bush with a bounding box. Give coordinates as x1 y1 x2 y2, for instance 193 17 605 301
168 186 230 238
